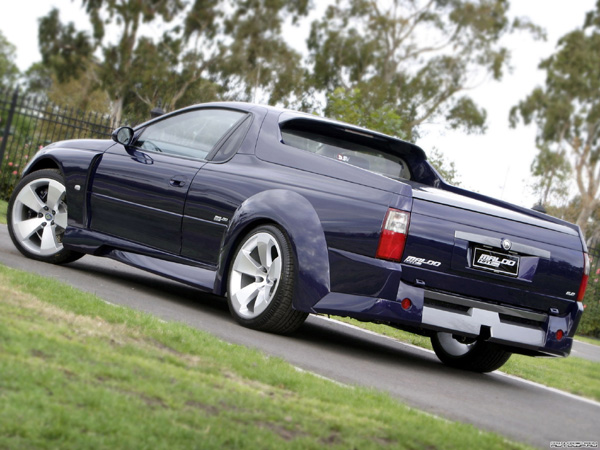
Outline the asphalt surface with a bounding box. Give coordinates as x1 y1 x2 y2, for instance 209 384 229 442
1 224 598 448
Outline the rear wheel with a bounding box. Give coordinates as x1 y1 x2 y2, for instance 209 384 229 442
8 169 83 264
431 332 511 373
227 225 307 334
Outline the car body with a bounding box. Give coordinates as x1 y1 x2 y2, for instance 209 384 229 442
7 102 589 372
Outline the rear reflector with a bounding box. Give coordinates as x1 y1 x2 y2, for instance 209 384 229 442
376 209 410 262
577 252 590 302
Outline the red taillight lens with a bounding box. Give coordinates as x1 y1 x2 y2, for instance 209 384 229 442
376 209 410 262
577 252 590 302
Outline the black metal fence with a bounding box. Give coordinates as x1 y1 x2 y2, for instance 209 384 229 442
0 88 116 199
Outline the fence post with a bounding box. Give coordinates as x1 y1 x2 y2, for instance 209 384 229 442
0 88 19 164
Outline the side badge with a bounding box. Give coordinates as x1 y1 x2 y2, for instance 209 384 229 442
213 215 229 223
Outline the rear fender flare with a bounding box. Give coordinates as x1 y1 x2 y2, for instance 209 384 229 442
216 189 330 312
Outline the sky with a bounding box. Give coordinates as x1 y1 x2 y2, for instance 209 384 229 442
0 1 596 209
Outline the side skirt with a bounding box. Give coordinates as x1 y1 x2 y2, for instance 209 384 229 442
63 227 217 292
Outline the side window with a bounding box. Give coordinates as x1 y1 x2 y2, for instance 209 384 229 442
210 115 252 162
135 109 246 160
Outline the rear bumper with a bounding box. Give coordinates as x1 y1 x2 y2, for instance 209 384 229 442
312 279 583 358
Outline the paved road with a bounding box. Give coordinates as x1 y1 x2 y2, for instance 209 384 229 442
571 339 600 362
1 225 598 448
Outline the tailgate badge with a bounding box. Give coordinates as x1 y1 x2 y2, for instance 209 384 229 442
501 239 512 251
404 256 441 267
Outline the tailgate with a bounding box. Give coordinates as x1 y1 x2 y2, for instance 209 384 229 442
401 197 585 315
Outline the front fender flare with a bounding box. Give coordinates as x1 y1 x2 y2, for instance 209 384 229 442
215 189 330 312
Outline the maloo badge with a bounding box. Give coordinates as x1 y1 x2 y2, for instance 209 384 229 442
501 239 512 251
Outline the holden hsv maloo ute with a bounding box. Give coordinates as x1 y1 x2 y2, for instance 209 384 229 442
7 102 589 372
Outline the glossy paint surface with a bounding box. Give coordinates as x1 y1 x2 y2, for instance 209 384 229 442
21 102 587 357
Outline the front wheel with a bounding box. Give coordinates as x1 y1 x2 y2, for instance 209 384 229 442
227 225 307 334
7 169 83 265
431 332 511 373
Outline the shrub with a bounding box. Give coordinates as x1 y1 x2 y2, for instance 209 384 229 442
578 270 600 338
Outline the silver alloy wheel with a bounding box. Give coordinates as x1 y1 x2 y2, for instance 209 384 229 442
229 231 283 319
436 332 476 357
11 177 68 257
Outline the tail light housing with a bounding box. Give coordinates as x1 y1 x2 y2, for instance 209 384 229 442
376 208 410 262
577 252 590 302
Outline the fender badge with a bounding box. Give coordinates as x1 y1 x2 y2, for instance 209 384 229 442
501 239 512 251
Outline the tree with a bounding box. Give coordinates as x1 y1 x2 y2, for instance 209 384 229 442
326 87 407 139
308 0 542 140
510 2 600 237
213 0 309 105
37 0 309 123
327 87 460 185
529 144 571 207
38 2 186 124
0 31 19 88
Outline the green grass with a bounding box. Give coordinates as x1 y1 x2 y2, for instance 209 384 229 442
0 198 6 224
0 265 529 450
334 317 600 401
576 334 600 346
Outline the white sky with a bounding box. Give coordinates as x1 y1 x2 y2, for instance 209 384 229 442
0 1 596 208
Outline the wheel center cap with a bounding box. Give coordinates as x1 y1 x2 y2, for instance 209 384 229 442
45 213 53 221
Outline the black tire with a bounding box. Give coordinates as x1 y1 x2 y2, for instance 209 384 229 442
7 169 83 265
431 332 511 373
227 225 308 334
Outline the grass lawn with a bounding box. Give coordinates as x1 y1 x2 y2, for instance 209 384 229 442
0 265 529 450
576 335 600 346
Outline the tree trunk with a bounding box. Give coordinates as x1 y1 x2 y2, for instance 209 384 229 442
576 196 599 239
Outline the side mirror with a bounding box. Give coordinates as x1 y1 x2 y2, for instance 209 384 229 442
111 126 134 146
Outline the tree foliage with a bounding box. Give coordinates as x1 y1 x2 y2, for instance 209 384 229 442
529 144 571 206
31 0 543 147
307 0 541 140
35 0 310 124
510 2 600 238
216 0 309 105
327 87 460 185
0 31 19 88
326 87 407 139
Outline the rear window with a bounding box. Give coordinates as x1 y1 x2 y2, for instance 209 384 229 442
280 124 411 181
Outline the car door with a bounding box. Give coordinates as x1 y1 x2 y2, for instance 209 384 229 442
181 111 260 266
89 108 248 254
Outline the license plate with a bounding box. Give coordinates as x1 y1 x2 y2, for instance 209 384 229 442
472 247 519 277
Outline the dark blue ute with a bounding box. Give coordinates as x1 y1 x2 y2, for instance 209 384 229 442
7 102 589 372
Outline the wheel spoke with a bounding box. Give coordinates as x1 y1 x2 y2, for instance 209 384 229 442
256 234 273 267
233 248 262 277
268 255 281 282
252 286 270 315
39 225 60 254
232 282 260 313
16 184 44 212
46 180 65 210
54 211 68 229
15 217 45 240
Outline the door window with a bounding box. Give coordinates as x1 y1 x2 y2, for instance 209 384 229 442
136 109 247 160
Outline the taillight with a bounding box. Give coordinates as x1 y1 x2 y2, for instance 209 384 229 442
376 209 410 262
577 252 590 302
